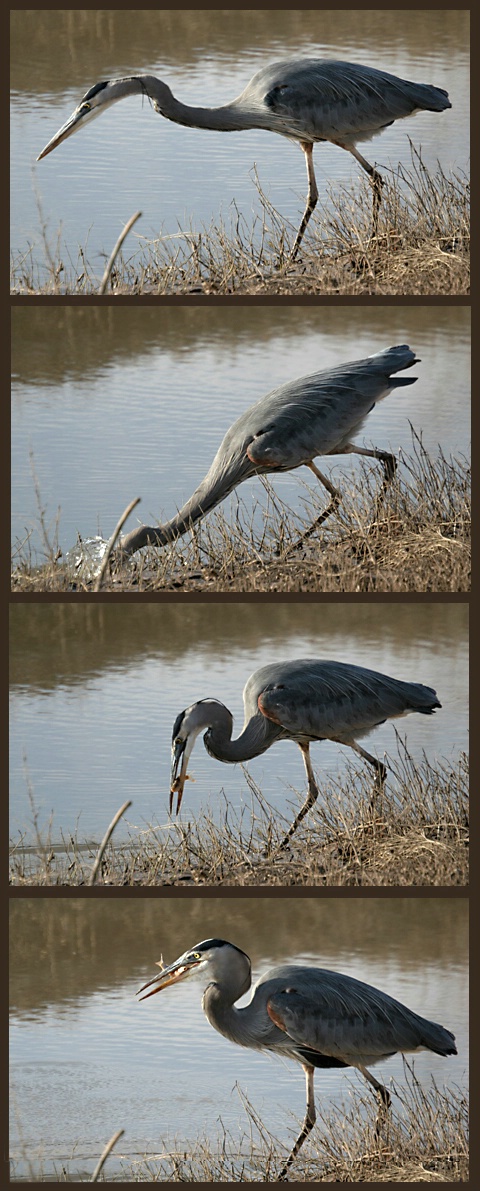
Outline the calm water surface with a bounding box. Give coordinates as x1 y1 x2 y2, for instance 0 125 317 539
11 10 469 285
11 306 470 567
9 897 468 1180
10 602 468 851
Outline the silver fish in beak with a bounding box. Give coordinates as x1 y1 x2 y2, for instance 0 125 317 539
170 734 192 815
169 703 212 814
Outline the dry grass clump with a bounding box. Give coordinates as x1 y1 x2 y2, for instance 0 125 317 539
11 148 469 296
12 434 470 593
10 743 468 887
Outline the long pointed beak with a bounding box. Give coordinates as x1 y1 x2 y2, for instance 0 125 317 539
170 739 189 816
137 957 200 1001
37 105 92 161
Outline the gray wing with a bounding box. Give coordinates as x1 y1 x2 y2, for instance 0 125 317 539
239 59 451 143
263 966 456 1063
245 658 440 743
236 345 418 469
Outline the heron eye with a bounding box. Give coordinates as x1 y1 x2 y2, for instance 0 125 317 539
190 952 201 960
82 103 91 112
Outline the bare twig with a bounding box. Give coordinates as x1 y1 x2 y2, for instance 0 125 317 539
88 801 132 885
90 1128 125 1182
93 497 141 591
98 211 142 295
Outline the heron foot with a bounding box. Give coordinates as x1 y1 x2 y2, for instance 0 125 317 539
369 766 387 810
377 451 397 483
373 1085 392 1139
288 236 307 266
370 168 385 197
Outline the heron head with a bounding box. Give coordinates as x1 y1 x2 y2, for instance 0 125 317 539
36 76 152 161
137 939 251 1001
170 699 227 815
37 81 116 160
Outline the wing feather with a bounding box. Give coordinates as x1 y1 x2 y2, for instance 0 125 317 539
264 967 455 1062
248 659 439 743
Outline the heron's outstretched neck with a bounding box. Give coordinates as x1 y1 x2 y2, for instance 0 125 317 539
118 438 255 556
140 75 264 132
118 492 217 555
118 481 238 555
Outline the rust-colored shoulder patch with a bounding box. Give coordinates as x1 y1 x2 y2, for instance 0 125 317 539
257 692 284 725
246 442 281 467
266 998 287 1032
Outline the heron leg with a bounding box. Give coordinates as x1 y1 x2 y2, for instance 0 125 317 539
333 141 384 237
339 442 397 487
290 141 318 261
277 1065 316 1180
347 145 384 235
277 743 320 850
356 1062 391 1107
337 443 397 526
284 461 342 556
355 1062 392 1140
345 740 387 782
344 740 387 810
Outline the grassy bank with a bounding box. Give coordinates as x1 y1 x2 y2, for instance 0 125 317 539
10 744 468 887
120 1073 468 1181
12 436 471 593
11 150 469 296
10 1067 468 1181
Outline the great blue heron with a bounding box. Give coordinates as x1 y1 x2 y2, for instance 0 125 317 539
115 344 419 558
137 937 457 1179
37 59 451 258
170 658 441 847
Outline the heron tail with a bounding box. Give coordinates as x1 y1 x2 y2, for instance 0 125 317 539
408 82 452 112
419 1021 457 1056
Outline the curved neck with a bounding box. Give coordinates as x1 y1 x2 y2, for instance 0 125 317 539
205 702 281 763
203 982 248 1043
202 966 277 1053
202 971 278 1053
